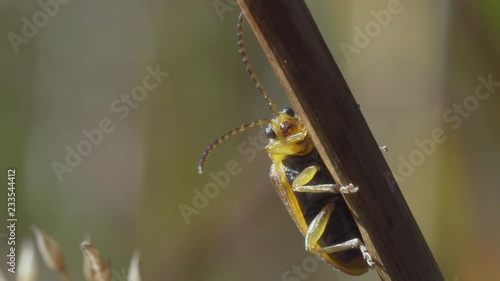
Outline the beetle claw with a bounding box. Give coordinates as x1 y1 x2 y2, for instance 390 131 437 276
340 184 359 194
360 245 375 267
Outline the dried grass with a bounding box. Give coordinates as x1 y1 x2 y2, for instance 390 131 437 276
1 226 143 281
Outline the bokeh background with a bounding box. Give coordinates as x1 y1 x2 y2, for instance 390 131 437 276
0 0 499 280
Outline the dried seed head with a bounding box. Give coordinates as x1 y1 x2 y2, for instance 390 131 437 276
31 225 67 274
127 250 143 281
80 241 111 281
18 240 38 281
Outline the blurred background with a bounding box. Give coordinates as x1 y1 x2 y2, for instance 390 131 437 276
0 0 499 280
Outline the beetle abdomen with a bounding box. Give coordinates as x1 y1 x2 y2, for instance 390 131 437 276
281 149 365 266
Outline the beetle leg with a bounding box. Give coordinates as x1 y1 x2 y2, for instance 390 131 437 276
305 201 335 253
305 202 374 266
292 166 358 194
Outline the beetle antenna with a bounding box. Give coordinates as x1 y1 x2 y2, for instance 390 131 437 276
198 119 271 173
237 12 279 116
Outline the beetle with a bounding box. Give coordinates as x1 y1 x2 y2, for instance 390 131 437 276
198 12 374 275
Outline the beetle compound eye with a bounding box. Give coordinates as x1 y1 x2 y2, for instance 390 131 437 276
282 107 295 117
266 126 277 139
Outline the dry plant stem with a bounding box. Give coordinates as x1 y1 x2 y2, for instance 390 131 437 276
237 1 444 280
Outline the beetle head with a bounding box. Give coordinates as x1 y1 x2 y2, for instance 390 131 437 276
265 107 301 139
264 107 313 158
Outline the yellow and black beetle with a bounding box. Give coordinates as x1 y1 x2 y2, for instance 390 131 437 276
198 12 373 275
